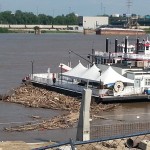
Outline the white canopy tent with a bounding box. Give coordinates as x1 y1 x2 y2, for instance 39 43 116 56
62 62 134 85
80 64 100 81
96 66 134 85
62 62 88 78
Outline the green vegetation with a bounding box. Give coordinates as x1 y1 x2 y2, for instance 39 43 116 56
143 28 150 33
0 10 78 25
0 27 13 33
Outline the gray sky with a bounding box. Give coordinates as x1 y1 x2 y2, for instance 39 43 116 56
0 0 149 17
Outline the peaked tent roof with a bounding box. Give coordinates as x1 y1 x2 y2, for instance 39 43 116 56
62 62 88 78
96 66 134 85
80 64 100 81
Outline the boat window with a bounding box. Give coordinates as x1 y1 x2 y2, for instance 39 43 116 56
118 46 122 52
141 45 145 50
145 78 150 85
146 46 149 50
131 48 134 52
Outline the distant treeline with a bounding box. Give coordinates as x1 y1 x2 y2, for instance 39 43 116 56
0 10 78 25
0 27 11 33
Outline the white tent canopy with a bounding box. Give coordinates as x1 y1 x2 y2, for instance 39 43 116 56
96 66 134 85
62 63 134 85
80 64 100 81
62 62 88 78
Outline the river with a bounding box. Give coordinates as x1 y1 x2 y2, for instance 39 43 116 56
0 33 150 142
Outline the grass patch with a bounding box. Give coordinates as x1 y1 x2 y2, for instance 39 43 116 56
143 28 150 33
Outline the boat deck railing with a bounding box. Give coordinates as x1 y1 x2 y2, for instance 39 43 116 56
94 51 150 61
30 74 143 98
31 75 101 97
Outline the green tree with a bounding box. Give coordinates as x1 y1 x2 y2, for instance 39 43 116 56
0 10 78 25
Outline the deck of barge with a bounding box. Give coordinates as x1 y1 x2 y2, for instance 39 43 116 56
100 95 149 103
30 80 150 103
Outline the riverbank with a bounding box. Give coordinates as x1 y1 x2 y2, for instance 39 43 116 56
1 84 118 132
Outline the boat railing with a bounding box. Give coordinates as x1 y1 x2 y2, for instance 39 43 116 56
125 53 150 60
32 76 49 84
30 75 144 97
57 81 84 92
95 51 150 60
32 75 144 97
31 75 100 97
114 86 143 96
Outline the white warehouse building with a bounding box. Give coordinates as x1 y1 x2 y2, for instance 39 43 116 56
78 16 109 30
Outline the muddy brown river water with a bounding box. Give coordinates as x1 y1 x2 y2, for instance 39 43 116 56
0 33 150 142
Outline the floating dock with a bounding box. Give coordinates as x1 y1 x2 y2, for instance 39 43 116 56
29 80 150 103
99 95 149 103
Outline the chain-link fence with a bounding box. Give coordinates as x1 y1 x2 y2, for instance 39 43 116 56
32 122 150 150
91 121 150 139
32 131 150 150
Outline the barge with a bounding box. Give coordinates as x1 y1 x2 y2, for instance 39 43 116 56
96 27 145 35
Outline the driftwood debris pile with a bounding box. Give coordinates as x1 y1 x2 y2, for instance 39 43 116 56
4 112 79 132
4 84 80 112
2 84 118 132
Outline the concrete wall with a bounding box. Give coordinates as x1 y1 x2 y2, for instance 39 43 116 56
80 16 108 29
0 24 79 30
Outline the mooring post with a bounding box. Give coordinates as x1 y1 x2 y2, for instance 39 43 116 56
47 68 50 84
76 88 92 141
31 60 34 80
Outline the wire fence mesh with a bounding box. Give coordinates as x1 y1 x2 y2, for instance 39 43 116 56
32 132 150 150
32 121 150 150
90 121 150 139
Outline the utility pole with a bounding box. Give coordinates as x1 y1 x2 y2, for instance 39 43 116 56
100 2 103 15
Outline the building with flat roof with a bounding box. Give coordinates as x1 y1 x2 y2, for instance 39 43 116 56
78 16 109 30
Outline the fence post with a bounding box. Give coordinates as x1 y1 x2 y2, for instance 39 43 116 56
76 88 92 141
70 138 76 150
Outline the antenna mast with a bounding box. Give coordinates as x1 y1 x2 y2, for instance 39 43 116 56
127 0 132 14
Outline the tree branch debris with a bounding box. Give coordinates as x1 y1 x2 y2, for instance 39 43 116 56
2 84 118 132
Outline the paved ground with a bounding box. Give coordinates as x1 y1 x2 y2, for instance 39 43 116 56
0 141 54 150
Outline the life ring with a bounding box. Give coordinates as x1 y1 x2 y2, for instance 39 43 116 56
114 81 124 92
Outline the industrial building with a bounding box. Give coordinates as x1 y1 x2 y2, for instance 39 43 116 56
78 16 109 30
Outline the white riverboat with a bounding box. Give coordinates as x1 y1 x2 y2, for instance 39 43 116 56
94 37 150 63
23 37 150 102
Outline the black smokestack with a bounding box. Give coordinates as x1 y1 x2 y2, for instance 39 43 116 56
115 39 118 53
136 38 139 54
124 37 128 54
106 38 109 53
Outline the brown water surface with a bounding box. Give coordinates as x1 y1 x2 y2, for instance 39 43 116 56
0 33 149 142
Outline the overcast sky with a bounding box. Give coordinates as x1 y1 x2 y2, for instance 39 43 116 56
0 0 149 17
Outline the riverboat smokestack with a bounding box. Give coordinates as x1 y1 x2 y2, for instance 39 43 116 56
106 38 109 53
136 38 139 54
125 36 128 54
115 39 118 53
